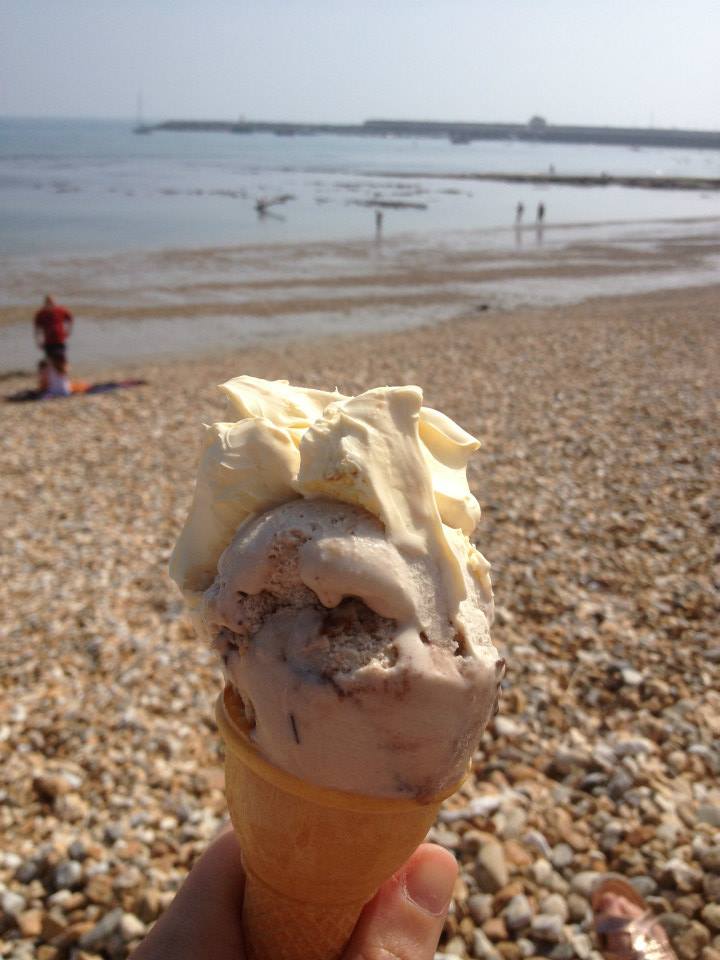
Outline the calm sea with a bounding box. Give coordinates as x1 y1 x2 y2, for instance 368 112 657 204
2 116 720 257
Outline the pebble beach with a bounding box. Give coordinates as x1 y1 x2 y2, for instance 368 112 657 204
1 283 719 960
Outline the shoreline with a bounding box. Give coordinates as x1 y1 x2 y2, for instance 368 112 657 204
2 281 720 384
2 217 720 373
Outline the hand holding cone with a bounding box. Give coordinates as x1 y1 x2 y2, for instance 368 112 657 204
216 687 463 960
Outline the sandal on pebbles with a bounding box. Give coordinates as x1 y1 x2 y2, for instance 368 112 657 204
591 878 677 960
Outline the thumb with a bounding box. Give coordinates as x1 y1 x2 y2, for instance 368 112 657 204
342 843 458 960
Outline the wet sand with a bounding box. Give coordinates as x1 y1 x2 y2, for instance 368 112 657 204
2 217 720 373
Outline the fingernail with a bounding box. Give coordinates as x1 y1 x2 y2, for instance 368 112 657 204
404 851 456 916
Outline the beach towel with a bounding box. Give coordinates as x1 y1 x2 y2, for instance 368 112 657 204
5 379 148 403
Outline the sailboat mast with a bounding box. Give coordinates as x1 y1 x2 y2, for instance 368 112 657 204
134 91 151 134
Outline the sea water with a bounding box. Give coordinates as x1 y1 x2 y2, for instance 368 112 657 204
2 117 720 371
2 116 720 257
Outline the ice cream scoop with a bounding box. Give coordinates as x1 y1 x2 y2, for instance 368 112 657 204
171 377 501 794
170 376 503 958
203 496 500 798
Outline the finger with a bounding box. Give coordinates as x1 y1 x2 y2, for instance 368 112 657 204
343 843 457 960
132 827 246 960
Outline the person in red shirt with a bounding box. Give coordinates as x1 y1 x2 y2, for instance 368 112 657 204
33 295 73 362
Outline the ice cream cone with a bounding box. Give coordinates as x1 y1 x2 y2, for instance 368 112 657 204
216 686 464 960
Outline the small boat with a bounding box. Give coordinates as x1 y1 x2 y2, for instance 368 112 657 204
133 93 152 134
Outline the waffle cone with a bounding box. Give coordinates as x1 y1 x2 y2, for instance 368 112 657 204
215 687 462 960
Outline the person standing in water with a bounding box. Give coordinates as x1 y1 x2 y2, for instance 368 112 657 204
537 202 545 223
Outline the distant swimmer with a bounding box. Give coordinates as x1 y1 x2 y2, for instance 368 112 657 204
537 202 545 223
515 202 524 223
34 295 73 363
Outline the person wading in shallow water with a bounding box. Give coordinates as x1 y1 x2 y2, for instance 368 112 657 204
33 295 73 364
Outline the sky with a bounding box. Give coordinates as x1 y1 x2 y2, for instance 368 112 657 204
1 0 719 129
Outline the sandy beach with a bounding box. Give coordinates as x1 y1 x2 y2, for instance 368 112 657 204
1 282 719 959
